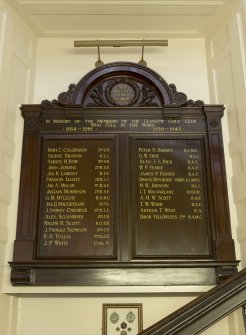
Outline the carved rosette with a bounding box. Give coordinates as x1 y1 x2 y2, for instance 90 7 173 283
24 117 40 131
169 84 187 104
209 119 219 128
105 79 140 106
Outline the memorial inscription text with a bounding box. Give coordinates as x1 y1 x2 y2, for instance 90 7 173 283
132 138 210 257
38 138 116 258
36 117 212 260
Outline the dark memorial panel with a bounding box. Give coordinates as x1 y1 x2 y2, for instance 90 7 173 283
38 138 116 258
132 138 209 257
10 62 238 286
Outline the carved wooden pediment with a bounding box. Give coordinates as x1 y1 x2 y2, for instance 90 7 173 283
42 62 204 108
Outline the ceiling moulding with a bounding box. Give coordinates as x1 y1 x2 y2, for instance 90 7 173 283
19 13 45 36
26 13 210 35
33 29 201 38
7 7 224 16
8 3 226 16
12 1 228 5
8 0 232 38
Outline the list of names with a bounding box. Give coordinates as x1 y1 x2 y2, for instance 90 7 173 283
38 139 115 257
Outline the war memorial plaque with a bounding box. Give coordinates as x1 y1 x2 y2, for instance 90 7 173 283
10 62 238 286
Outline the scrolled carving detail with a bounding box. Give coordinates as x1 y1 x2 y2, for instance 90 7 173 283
169 83 178 95
41 99 60 107
138 86 158 107
168 83 204 106
169 83 188 105
184 99 205 107
41 83 77 106
57 83 76 105
89 85 107 107
41 99 53 107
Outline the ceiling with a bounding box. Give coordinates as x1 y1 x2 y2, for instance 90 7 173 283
8 0 237 38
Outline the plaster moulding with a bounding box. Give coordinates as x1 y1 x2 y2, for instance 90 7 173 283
8 0 235 38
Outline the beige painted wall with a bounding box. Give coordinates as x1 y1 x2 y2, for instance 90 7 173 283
0 1 36 334
205 0 246 332
0 0 245 334
206 0 246 269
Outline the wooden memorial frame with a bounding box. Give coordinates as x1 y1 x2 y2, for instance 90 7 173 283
10 62 238 286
